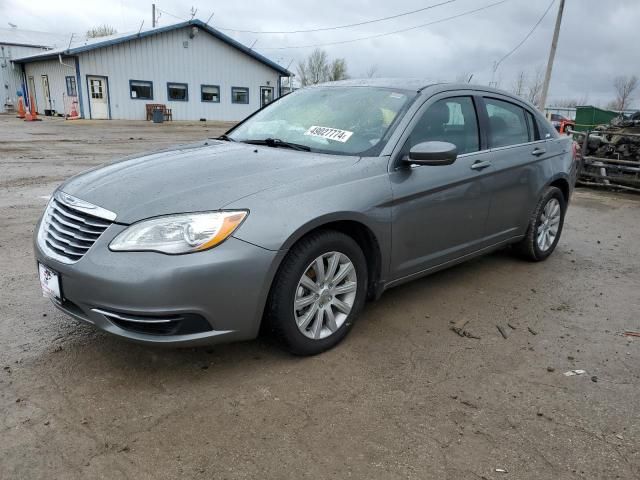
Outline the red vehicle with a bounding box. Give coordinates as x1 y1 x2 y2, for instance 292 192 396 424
549 113 575 134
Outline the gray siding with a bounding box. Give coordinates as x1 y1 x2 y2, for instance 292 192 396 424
1 44 49 113
23 57 77 115
77 26 281 121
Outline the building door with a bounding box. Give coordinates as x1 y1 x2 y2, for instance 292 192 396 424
27 76 37 112
41 75 52 112
87 76 110 119
260 86 274 108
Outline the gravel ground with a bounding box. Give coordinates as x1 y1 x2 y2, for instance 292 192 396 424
1 115 639 479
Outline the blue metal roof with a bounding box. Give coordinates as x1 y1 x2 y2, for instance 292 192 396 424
14 19 290 75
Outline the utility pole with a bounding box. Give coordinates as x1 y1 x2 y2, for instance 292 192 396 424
539 0 565 111
152 4 156 28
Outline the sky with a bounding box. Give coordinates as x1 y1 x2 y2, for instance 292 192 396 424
1 0 638 108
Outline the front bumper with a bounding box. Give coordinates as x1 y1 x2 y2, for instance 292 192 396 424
34 221 284 347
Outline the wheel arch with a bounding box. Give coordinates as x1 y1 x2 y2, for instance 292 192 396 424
283 214 384 300
548 176 570 204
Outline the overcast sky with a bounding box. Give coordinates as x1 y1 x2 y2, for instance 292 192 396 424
2 0 638 107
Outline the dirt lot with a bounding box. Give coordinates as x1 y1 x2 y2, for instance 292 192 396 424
1 116 639 479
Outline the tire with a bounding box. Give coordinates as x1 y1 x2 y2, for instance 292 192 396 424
513 186 566 261
265 230 368 355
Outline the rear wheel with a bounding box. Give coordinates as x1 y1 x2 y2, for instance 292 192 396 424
266 230 367 355
513 186 566 261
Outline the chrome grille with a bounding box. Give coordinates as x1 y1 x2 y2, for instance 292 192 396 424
38 192 116 264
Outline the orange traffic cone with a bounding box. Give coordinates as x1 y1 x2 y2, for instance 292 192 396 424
16 96 26 118
24 95 41 122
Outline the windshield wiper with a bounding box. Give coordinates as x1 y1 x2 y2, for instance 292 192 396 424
216 134 236 142
243 138 311 152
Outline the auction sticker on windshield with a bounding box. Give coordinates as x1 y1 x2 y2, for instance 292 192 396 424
304 126 354 143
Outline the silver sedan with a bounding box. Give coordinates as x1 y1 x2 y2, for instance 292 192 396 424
34 80 577 355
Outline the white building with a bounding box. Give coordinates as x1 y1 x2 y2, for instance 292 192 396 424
11 20 290 121
0 28 68 113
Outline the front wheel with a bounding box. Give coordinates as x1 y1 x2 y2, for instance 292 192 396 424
265 230 367 355
513 186 566 261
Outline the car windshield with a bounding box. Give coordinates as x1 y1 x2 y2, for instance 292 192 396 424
228 86 416 156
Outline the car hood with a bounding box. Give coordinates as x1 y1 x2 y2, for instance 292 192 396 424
60 141 358 224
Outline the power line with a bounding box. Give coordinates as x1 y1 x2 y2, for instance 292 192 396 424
258 0 509 50
215 0 457 34
155 7 187 22
492 0 556 73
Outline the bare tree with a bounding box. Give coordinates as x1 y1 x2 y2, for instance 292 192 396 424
295 60 309 87
296 49 348 86
550 95 588 108
329 58 348 82
86 24 117 38
512 71 526 97
365 65 378 78
526 67 544 107
612 75 638 111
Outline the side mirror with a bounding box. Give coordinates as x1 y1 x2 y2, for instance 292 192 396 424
405 141 457 166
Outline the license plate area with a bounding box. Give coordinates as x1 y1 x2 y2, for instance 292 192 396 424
38 263 61 302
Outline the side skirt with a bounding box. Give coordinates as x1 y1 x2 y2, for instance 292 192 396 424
381 235 524 292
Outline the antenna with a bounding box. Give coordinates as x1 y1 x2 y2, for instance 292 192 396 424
67 33 74 50
190 7 198 20
137 20 144 35
249 39 258 50
205 12 215 25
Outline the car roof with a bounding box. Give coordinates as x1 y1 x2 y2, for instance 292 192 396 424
311 79 541 112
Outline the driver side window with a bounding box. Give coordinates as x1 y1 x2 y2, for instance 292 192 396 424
403 96 480 155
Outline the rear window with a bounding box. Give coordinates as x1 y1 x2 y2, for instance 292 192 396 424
485 98 530 147
537 116 559 139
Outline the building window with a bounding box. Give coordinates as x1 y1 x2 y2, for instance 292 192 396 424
231 87 249 104
65 76 77 96
130 80 153 100
201 85 220 103
167 82 188 101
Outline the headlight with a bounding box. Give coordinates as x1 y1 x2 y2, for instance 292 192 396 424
110 211 247 254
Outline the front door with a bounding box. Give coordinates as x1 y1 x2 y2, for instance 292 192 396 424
41 75 52 111
260 86 274 108
87 76 109 119
27 76 37 112
389 95 494 280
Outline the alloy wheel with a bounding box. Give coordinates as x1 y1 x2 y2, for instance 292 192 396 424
537 197 561 251
293 251 358 340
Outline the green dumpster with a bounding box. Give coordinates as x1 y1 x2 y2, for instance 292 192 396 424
574 106 618 132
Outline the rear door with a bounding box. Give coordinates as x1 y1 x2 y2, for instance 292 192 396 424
389 93 494 280
479 96 552 241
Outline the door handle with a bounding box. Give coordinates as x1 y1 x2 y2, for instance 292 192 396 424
532 147 546 156
470 160 491 171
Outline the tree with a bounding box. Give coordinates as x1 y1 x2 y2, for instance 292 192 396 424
86 24 117 38
512 71 526 97
329 58 348 82
549 95 588 108
612 75 638 111
365 65 378 78
296 49 348 86
526 67 544 107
